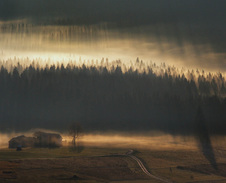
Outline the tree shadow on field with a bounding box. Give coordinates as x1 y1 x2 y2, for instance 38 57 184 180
195 106 218 170
69 142 85 153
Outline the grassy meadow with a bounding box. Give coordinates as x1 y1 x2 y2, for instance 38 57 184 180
1 144 226 182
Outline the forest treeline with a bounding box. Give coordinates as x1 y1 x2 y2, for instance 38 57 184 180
0 60 226 135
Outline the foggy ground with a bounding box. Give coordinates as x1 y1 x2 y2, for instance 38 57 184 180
0 132 199 150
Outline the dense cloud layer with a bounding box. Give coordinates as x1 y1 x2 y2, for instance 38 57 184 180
0 0 225 26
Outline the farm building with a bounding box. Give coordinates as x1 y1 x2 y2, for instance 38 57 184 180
8 135 36 148
8 131 62 148
33 131 62 147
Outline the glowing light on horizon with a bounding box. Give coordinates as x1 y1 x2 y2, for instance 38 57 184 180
0 21 225 74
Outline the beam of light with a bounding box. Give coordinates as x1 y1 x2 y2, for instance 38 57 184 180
1 21 226 73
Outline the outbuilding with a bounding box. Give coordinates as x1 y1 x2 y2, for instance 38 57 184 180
34 131 62 147
9 135 36 148
8 131 62 148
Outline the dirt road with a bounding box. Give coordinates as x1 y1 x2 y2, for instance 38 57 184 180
126 150 172 183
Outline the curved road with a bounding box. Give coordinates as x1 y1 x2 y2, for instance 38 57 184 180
126 150 172 183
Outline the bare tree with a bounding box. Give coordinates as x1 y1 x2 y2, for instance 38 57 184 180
69 123 83 149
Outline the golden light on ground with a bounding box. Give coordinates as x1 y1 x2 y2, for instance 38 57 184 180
0 132 199 150
61 133 199 151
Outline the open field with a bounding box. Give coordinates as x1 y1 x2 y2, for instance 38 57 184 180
1 146 226 183
135 149 226 183
0 147 128 160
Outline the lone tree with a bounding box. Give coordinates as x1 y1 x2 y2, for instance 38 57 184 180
69 123 83 149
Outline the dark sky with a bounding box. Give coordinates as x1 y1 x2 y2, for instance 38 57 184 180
0 0 225 26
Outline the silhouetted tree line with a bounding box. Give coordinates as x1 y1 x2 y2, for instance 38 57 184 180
0 62 226 135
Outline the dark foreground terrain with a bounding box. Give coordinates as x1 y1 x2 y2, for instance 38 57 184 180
0 156 147 183
1 146 226 183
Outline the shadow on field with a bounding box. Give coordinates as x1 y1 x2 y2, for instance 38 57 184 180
177 163 226 177
195 106 218 170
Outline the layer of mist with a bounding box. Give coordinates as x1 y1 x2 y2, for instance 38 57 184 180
1 20 226 72
0 131 198 150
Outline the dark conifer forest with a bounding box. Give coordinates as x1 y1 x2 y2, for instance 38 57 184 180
0 59 226 135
